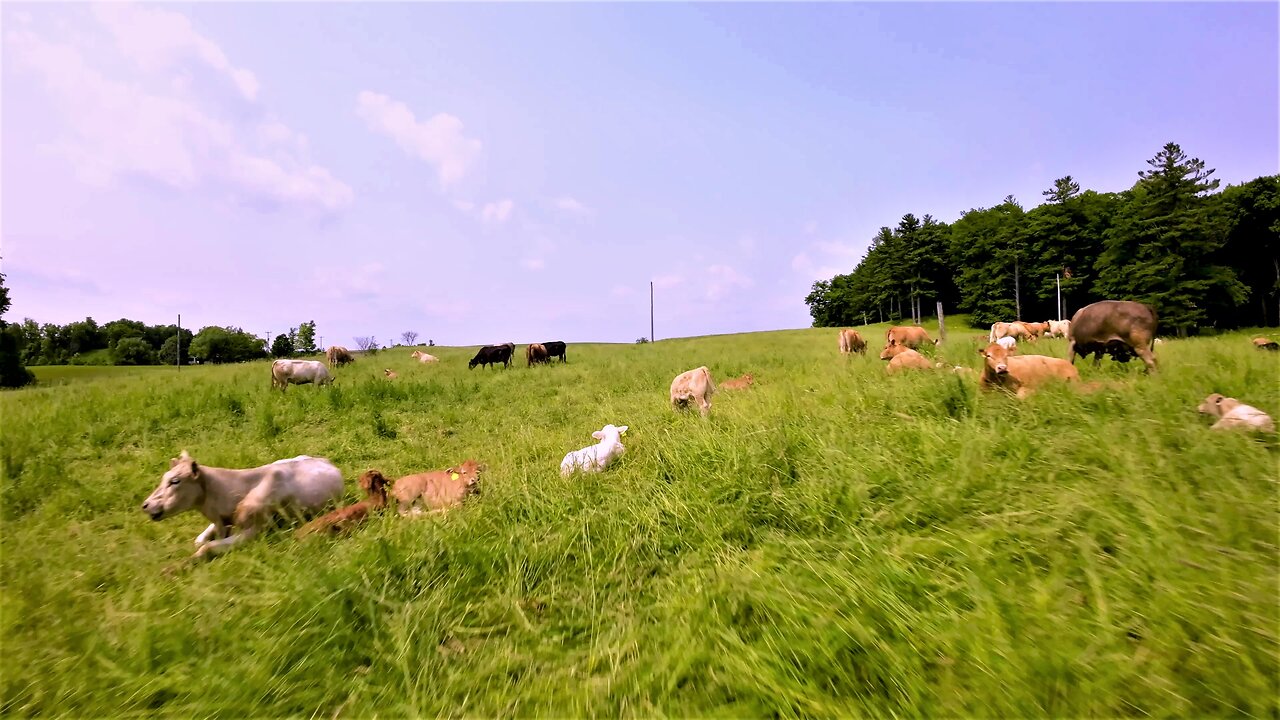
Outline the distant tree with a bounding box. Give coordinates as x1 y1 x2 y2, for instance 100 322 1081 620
428 339 435 347
271 333 295 358
112 337 155 365
401 331 419 346
636 336 650 344
190 326 268 364
103 318 147 349
1096 142 1244 336
295 321 318 355
0 270 35 387
1218 175 1280 327
157 335 190 365
353 336 378 353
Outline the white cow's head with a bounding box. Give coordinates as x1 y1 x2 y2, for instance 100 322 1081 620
141 450 206 521
592 424 629 445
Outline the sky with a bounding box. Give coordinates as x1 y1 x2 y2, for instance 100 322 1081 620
2 2 1276 347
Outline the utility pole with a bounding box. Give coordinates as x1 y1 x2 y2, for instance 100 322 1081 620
650 281 655 342
936 301 946 343
176 313 181 372
1056 273 1062 321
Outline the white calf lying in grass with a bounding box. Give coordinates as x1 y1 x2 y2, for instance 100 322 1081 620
560 424 628 476
1197 393 1275 433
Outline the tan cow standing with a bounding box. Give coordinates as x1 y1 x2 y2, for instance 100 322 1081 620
326 346 355 367
838 329 866 356
990 322 1033 343
886 326 935 349
977 343 1079 398
670 366 715 417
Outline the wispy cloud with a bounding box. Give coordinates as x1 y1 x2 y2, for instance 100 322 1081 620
553 195 593 216
706 264 753 301
482 199 514 224
356 91 482 188
6 9 351 213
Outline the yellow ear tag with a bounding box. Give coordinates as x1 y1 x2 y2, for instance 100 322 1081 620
450 472 460 481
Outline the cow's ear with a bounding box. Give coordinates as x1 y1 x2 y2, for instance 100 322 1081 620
592 431 604 440
170 457 180 468
189 461 200 477
618 426 628 434
976 348 984 356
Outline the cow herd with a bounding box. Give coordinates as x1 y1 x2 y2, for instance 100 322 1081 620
145 299 1274 563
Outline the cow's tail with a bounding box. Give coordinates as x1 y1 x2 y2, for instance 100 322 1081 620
989 324 997 343
701 366 716 394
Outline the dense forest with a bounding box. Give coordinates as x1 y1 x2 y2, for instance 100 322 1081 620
805 143 1279 335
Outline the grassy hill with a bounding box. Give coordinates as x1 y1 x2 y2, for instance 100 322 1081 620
2 325 1276 716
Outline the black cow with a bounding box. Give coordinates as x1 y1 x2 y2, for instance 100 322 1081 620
468 344 513 369
541 341 568 363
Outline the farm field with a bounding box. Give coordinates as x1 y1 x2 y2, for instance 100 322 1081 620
1 323 1277 717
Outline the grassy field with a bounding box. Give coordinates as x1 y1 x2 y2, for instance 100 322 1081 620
2 323 1277 717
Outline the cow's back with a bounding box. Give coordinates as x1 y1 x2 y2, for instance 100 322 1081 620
1070 300 1157 345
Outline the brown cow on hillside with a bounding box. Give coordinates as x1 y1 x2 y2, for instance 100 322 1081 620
527 343 550 366
886 326 935 349
838 329 866 356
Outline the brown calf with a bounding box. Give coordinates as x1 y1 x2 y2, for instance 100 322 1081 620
295 470 390 538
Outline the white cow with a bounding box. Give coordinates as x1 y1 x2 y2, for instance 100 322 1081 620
1046 320 1071 338
996 336 1018 351
670 366 715 417
271 359 333 390
410 351 439 363
560 424 628 476
142 451 345 560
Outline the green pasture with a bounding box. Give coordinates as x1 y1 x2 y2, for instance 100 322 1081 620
1 323 1277 717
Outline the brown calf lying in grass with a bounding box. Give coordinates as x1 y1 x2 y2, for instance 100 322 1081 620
720 373 754 390
1252 337 1279 351
392 459 483 516
383 369 399 379
880 344 933 374
295 470 390 538
977 342 1079 398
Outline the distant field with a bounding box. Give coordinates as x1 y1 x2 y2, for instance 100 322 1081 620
28 364 180 386
2 324 1277 717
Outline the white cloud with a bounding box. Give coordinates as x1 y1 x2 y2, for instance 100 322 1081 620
92 3 260 101
521 257 546 271
356 90 482 188
653 273 684 290
706 264 753 301
553 195 592 215
482 199 514 224
7 15 351 213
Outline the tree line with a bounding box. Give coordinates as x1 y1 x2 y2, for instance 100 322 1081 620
3 315 326 369
805 143 1279 336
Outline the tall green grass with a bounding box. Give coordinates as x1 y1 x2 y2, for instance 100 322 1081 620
2 326 1277 717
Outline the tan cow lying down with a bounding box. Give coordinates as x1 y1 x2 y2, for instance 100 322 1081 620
141 451 344 560
383 369 399 379
720 373 754 390
392 459 483 516
886 326 935 349
671 366 715 417
880 344 932 373
410 350 439 363
1252 337 1279 351
977 343 1079 398
838 329 866 355
1197 394 1275 433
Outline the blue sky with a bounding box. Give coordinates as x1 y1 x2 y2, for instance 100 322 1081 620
3 2 1276 346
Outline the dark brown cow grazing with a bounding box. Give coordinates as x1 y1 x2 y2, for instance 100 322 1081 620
886 326 935 349
1067 300 1158 372
326 346 355 367
978 343 1080 398
527 343 550 366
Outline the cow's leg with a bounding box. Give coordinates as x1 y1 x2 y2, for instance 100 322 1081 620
1067 341 1078 365
194 523 219 546
698 397 711 418
1136 345 1158 373
193 525 260 560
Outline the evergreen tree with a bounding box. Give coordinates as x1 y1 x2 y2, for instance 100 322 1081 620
1096 143 1245 335
0 271 35 388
